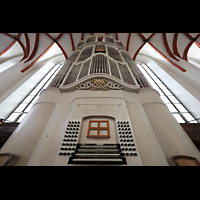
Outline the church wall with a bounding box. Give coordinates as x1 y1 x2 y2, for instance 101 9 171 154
27 102 73 166
52 89 144 166
137 88 200 164
1 86 200 165
0 102 56 166
124 90 169 166
142 100 200 165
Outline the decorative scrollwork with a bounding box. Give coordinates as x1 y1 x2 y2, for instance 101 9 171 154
77 79 123 91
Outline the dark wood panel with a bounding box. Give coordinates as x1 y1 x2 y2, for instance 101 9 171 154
0 123 19 148
180 123 200 151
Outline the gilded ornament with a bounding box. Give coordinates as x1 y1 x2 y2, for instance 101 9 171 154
77 79 123 91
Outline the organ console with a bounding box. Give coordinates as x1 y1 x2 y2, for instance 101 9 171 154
59 119 138 165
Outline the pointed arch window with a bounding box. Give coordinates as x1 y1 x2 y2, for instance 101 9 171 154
4 61 64 123
137 62 199 124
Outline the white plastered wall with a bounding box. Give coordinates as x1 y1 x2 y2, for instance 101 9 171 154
1 86 200 166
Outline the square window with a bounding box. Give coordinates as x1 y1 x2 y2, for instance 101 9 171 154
24 104 34 112
174 104 188 112
87 120 110 138
31 96 39 103
162 89 173 96
29 88 40 96
36 83 45 90
23 96 34 103
89 129 98 135
17 113 27 123
90 122 98 127
100 122 107 127
6 113 20 122
160 96 170 104
166 104 178 112
172 114 185 123
157 83 167 90
99 129 108 135
168 96 179 103
42 83 49 89
15 103 28 112
182 113 195 122
157 89 164 96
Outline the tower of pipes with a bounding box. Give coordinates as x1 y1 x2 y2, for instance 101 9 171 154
1 35 200 166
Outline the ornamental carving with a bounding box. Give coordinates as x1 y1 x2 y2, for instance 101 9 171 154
77 79 123 91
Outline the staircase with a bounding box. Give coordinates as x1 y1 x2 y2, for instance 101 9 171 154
68 143 127 165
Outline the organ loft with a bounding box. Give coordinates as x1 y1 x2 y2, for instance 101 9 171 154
1 35 200 166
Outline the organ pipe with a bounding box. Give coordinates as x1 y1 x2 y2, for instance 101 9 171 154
48 35 152 88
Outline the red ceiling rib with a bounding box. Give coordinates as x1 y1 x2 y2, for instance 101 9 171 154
115 33 118 40
195 33 200 38
21 33 69 72
173 33 182 59
3 33 14 38
21 42 54 73
81 33 84 40
0 33 22 58
55 33 68 60
194 33 200 49
136 33 186 72
24 33 30 59
184 33 193 40
138 33 146 40
138 33 156 41
148 33 156 39
183 41 193 61
195 41 200 48
183 33 196 61
133 43 146 61
56 41 68 60
12 33 28 62
163 33 179 61
0 33 195 74
45 33 54 40
25 33 39 63
126 33 131 52
56 33 64 41
0 41 16 57
149 42 186 72
69 33 75 51
182 33 200 61
133 33 156 61
18 40 29 62
16 33 21 38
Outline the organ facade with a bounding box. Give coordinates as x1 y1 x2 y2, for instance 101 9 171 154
1 35 200 166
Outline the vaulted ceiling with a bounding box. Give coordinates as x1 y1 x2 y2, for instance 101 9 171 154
1 33 200 73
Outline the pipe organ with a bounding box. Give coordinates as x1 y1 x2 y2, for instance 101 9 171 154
48 35 151 90
1 35 200 166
